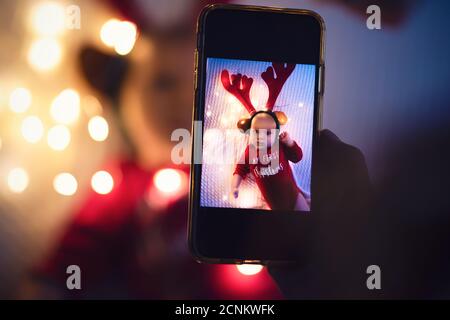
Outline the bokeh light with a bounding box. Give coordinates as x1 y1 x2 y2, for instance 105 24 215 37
21 116 44 143
47 124 71 151
100 19 120 47
27 38 62 72
100 19 137 55
53 173 78 196
9 87 32 113
236 264 264 276
91 170 114 195
50 89 80 125
213 264 280 299
7 168 29 193
30 2 65 36
88 116 109 142
154 169 182 193
114 21 138 55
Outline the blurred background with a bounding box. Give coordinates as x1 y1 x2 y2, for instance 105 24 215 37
0 0 449 299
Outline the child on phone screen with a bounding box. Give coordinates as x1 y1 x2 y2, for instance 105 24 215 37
231 112 309 211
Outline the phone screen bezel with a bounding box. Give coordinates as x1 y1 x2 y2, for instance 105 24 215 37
189 4 325 263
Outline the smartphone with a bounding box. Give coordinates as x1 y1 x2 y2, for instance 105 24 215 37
189 4 325 264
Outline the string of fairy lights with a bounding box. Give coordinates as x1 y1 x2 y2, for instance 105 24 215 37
2 1 138 197
0 1 263 278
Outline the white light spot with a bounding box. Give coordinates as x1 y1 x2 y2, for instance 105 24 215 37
154 168 182 193
9 88 32 113
88 116 109 142
7 168 29 193
91 170 114 195
47 125 71 150
53 173 78 196
28 38 62 72
21 116 44 143
236 264 263 276
100 19 121 47
30 2 65 36
50 89 80 125
100 19 138 55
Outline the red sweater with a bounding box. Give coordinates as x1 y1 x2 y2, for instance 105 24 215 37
234 142 303 210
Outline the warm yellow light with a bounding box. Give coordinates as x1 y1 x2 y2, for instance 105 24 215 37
100 19 121 47
53 172 78 196
154 169 182 193
114 21 137 55
50 89 80 125
236 264 263 276
47 125 71 150
9 88 32 113
88 116 109 142
28 38 62 72
100 19 137 55
91 170 114 195
0 137 2 151
21 116 44 143
31 2 65 36
7 168 29 193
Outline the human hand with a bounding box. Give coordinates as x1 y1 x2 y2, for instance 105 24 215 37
268 129 373 299
279 131 294 147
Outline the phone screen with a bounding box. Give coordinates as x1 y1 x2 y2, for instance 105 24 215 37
200 58 315 212
190 5 323 262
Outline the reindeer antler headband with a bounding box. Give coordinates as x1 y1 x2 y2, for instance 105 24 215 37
221 62 295 131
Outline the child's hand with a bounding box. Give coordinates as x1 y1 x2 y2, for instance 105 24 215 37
280 131 294 147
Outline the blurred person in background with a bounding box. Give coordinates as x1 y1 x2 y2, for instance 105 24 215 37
21 0 280 299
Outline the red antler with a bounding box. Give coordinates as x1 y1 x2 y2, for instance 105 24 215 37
221 70 256 115
261 63 296 111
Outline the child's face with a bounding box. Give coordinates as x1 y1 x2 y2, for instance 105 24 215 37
250 113 278 149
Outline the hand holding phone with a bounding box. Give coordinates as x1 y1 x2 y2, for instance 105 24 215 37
279 131 294 147
269 129 372 298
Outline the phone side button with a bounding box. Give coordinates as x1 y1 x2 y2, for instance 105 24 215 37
194 49 198 70
193 69 198 91
319 65 325 95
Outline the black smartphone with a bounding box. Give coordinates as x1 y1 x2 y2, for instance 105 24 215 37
189 4 325 264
